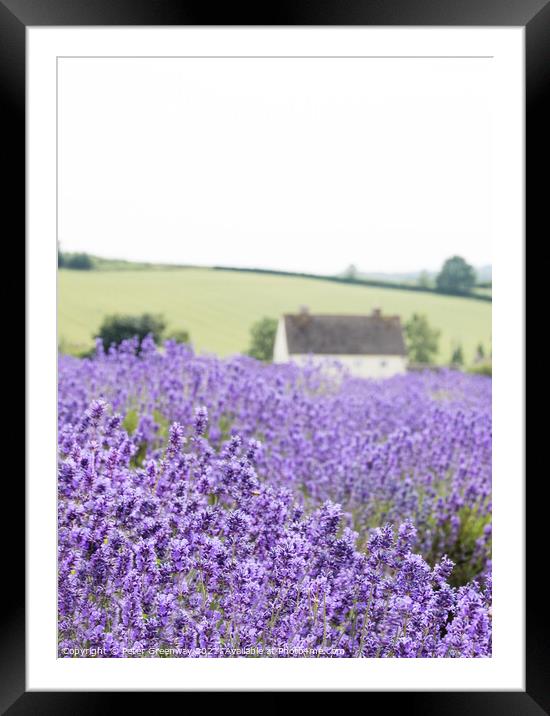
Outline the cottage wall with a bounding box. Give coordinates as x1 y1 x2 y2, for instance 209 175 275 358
273 317 289 363
285 354 407 378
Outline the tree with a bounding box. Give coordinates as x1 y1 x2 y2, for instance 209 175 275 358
166 328 190 344
343 264 358 281
450 344 464 367
403 313 440 364
435 256 476 294
58 241 66 268
66 252 94 270
97 313 166 350
246 317 278 362
474 342 486 363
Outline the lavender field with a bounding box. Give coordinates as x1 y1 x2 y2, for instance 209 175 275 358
58 337 492 658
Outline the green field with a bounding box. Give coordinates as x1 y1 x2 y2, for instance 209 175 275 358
58 268 491 363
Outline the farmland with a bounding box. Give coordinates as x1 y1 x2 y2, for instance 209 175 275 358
59 267 491 363
58 342 491 657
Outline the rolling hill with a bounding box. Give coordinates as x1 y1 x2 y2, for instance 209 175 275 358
59 267 491 364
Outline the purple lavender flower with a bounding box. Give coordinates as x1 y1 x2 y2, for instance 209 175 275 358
194 406 209 437
58 341 491 658
167 422 184 458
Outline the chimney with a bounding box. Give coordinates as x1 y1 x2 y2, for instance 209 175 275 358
296 305 311 327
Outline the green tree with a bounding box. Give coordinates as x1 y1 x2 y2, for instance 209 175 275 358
58 241 66 268
246 317 278 362
66 252 94 270
404 313 440 364
450 344 464 366
435 256 476 294
343 264 358 281
474 342 486 363
97 313 166 350
166 328 191 344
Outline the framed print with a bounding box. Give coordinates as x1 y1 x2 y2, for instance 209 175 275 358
4 0 544 708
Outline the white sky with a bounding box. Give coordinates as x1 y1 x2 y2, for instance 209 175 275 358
58 57 492 275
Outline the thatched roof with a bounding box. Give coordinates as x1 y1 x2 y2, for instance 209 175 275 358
283 310 407 356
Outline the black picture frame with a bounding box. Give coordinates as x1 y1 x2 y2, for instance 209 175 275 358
5 0 542 709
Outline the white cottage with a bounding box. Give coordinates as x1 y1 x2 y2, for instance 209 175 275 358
273 308 408 378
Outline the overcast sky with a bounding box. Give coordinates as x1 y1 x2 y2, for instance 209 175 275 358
58 57 492 275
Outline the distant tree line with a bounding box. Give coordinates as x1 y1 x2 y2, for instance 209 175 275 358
343 256 489 296
58 251 94 270
58 248 489 300
212 266 492 303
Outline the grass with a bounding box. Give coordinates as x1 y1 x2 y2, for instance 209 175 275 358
472 286 492 299
58 267 491 363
